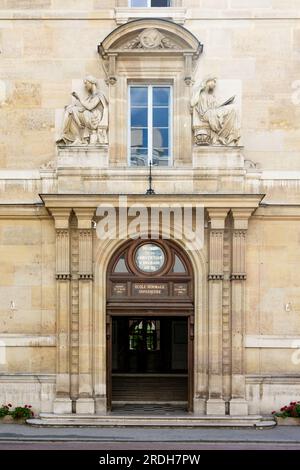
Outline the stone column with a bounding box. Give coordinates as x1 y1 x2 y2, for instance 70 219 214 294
52 209 72 414
206 209 229 416
229 209 252 416
74 208 95 414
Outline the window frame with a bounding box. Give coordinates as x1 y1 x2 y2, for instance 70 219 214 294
128 84 173 167
129 1 171 8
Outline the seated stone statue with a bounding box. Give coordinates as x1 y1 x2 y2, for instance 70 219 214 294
191 76 240 146
56 75 108 146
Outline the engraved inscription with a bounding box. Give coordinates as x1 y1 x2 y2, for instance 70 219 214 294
135 244 165 273
112 283 127 296
174 283 188 297
132 283 168 296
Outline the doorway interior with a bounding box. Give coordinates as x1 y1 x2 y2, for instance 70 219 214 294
111 316 188 405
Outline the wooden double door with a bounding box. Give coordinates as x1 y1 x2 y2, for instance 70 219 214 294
106 239 194 411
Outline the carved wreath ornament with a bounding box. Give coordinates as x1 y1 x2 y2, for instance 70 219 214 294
123 28 177 50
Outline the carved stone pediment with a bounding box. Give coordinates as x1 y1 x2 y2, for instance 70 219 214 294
122 28 178 50
98 19 203 85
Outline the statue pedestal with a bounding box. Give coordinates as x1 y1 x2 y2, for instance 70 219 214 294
52 144 109 193
193 145 245 170
57 145 108 169
191 145 262 193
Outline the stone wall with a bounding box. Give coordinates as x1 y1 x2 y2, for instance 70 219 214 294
0 1 299 171
0 2 300 415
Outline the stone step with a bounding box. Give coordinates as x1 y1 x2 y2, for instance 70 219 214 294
28 414 276 428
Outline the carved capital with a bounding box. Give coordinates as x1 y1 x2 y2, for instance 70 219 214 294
207 208 229 230
50 208 71 229
231 208 254 230
74 208 95 230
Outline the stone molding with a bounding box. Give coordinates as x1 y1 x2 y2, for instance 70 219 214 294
0 335 56 347
115 7 187 25
208 274 224 281
0 374 55 383
245 335 300 349
41 194 264 210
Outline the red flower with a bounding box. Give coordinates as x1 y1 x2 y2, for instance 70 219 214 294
8 404 12 407
28 405 32 408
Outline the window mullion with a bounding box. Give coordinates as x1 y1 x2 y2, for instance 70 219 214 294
148 85 153 165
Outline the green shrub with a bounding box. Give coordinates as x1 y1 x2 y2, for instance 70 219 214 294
10 405 34 420
0 404 12 418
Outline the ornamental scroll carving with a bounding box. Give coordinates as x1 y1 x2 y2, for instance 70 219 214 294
123 28 177 50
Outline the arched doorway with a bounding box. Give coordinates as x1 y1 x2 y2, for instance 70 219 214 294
106 239 194 412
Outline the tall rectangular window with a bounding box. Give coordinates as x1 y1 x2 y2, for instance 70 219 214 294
130 1 171 7
129 85 172 167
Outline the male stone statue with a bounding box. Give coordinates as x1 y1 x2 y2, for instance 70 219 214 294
191 76 240 146
56 76 108 146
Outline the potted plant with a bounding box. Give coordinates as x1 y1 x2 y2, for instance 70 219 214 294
10 405 34 424
272 401 300 425
0 404 34 424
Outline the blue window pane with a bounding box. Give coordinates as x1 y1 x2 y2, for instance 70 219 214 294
151 0 170 6
153 128 169 148
131 128 148 148
131 148 148 166
153 87 170 106
130 87 148 106
153 149 169 167
131 0 148 7
131 107 148 127
153 107 169 127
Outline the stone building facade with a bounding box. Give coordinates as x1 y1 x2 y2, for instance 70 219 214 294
0 1 300 423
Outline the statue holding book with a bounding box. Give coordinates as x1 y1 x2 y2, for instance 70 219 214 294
191 76 240 146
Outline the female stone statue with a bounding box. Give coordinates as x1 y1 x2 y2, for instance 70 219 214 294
191 76 240 146
56 76 108 146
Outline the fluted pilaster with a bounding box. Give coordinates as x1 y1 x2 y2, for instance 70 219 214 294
206 208 229 415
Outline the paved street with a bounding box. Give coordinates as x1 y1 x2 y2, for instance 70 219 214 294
1 424 300 449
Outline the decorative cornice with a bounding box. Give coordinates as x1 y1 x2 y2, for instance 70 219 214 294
230 274 247 281
115 7 187 25
56 273 71 280
208 274 224 281
79 274 93 281
40 193 264 210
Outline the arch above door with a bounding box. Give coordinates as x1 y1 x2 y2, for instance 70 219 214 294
107 238 194 314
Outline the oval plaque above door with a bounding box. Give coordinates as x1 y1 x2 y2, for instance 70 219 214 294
135 243 165 273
